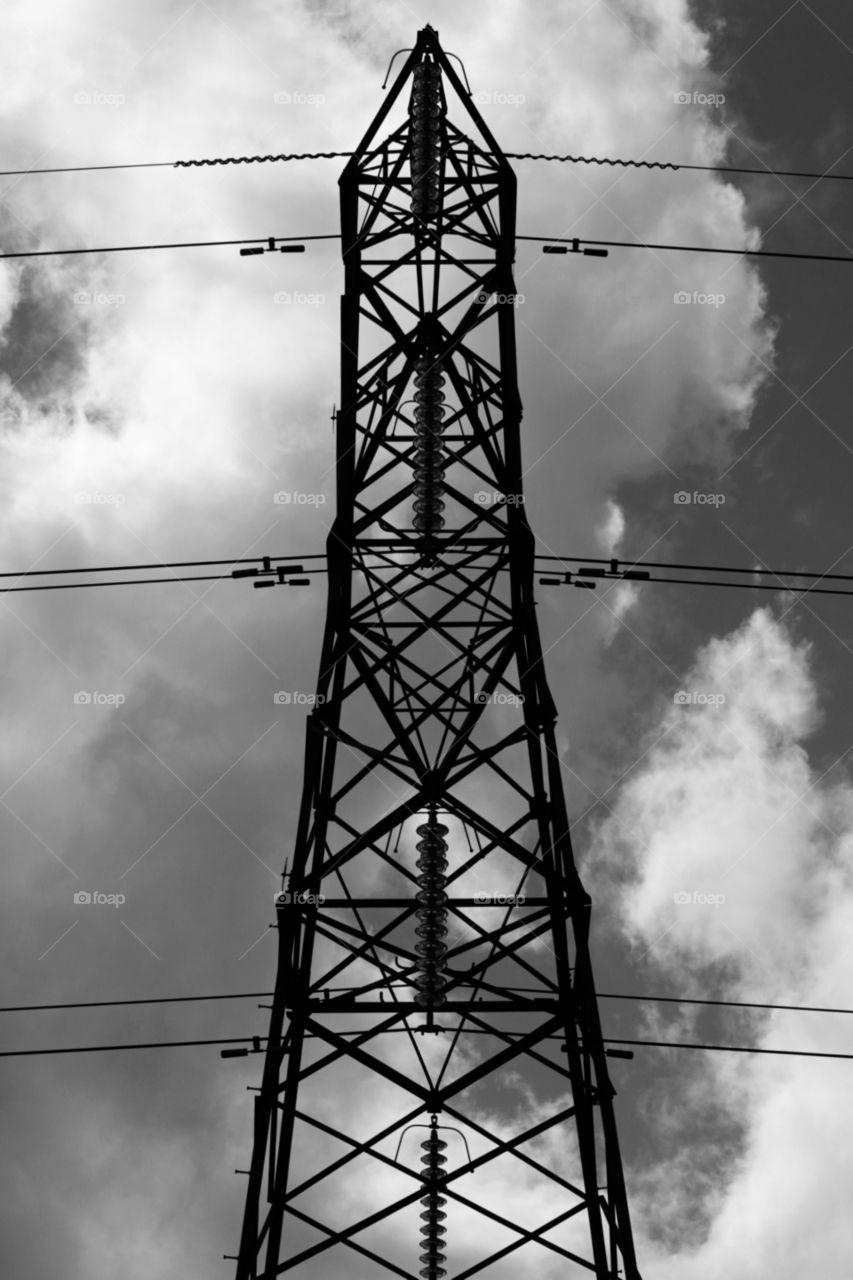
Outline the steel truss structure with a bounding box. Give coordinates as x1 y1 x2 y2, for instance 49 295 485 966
233 25 641 1280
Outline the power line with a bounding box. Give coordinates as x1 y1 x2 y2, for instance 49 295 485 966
4 986 852 1018
649 575 853 600
0 1036 260 1057
2 230 851 266
0 554 324 578
6 548 853 599
536 553 853 600
0 233 336 262
535 554 853 585
0 153 352 177
4 151 851 186
5 549 851 586
1 573 244 593
505 152 853 183
174 152 353 168
0 991 274 1013
3 1030 853 1061
12 569 853 599
0 553 325 594
539 571 853 602
0 160 176 176
0 570 330 594
599 992 853 1017
3 550 845 588
526 233 853 265
604 1038 853 1061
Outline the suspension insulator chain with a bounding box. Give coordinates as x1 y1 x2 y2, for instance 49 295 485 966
413 816 449 1007
410 60 443 223
419 1122 448 1280
412 354 447 564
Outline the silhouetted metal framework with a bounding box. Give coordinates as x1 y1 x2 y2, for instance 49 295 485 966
233 25 641 1280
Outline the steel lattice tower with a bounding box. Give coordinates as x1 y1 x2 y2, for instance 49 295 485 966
232 25 641 1279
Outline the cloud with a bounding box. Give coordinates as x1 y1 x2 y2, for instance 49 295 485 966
0 1 784 1276
588 606 853 1274
589 607 826 975
592 498 640 641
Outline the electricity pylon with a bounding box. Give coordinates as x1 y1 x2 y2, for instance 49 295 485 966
231 25 641 1279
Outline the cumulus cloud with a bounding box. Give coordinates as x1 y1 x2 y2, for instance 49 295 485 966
588 607 853 1275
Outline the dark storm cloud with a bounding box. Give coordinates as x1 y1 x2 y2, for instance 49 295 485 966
0 257 95 424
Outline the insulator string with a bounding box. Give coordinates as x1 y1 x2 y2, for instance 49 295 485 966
412 352 447 564
410 60 444 223
419 1118 449 1280
413 813 450 1008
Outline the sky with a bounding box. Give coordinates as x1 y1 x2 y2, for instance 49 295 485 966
1 0 852 1275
